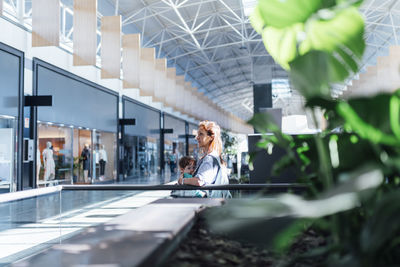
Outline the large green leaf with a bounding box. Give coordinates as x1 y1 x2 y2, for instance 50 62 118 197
299 7 365 59
337 92 400 146
253 1 365 78
206 167 383 246
289 51 332 98
360 191 400 256
261 23 304 69
288 48 362 99
255 0 323 29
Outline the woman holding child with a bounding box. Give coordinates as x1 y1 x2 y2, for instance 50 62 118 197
178 121 230 198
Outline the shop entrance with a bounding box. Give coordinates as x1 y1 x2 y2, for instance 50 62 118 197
163 138 185 182
0 116 17 193
37 123 73 186
93 131 117 181
122 135 159 180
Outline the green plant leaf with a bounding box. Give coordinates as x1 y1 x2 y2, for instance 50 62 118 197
306 96 338 110
289 49 362 99
360 191 400 255
257 0 323 29
248 112 280 133
272 154 296 176
299 7 365 59
250 5 265 34
261 23 304 69
255 1 365 88
289 51 331 98
337 101 400 146
273 219 311 252
206 167 383 247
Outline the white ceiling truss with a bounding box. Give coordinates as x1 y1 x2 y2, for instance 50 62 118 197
2 0 400 121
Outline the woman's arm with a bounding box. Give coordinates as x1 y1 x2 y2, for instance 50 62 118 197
178 172 183 185
183 177 201 186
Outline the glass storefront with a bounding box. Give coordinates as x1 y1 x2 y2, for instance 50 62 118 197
188 123 199 160
0 116 17 193
163 114 186 181
93 131 117 181
122 97 161 182
37 123 73 186
123 135 159 179
163 136 186 180
37 122 117 186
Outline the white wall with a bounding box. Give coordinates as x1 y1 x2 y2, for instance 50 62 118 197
0 16 197 124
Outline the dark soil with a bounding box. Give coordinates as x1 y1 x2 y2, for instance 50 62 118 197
163 217 326 267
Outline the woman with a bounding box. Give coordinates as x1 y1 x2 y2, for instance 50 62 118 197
179 121 230 198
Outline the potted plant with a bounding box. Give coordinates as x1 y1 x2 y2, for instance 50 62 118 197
206 0 400 265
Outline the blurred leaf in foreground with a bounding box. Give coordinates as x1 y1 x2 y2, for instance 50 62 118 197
206 167 383 247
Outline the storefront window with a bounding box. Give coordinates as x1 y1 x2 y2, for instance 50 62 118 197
164 139 174 178
37 123 73 186
164 138 185 181
188 124 198 160
123 135 160 179
188 140 199 161
93 131 117 181
146 136 158 176
0 116 17 193
38 124 118 185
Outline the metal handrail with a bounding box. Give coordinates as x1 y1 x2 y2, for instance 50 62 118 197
0 183 309 203
61 184 308 191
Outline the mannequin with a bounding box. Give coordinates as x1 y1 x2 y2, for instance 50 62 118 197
81 144 91 183
99 145 107 179
36 140 41 180
42 141 55 181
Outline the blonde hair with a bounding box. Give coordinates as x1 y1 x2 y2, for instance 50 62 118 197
198 121 225 164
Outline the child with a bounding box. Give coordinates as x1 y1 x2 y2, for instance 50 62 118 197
177 156 206 198
178 156 196 181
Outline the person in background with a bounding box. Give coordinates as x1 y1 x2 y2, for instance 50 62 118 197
178 156 206 198
169 146 178 176
179 121 231 198
81 144 91 183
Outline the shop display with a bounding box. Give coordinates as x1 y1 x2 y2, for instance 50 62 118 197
42 141 55 181
0 125 15 192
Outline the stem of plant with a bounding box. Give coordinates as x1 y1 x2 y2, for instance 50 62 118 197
311 108 340 244
311 109 333 189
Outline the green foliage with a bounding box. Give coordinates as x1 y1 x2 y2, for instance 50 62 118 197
206 0 400 265
251 0 365 76
221 130 239 155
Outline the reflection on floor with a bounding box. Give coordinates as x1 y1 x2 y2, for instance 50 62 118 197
0 188 173 265
42 172 179 186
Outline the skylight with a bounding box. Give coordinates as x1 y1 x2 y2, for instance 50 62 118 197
241 0 258 17
272 79 292 99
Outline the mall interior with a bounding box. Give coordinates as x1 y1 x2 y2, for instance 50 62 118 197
0 0 399 266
